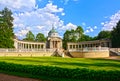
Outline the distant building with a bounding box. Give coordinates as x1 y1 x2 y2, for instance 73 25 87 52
67 38 111 51
14 27 62 50
46 27 62 49
14 27 111 51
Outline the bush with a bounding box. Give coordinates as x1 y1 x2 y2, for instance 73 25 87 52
0 62 119 81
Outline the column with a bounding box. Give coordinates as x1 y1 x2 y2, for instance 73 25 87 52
37 44 38 50
28 44 29 50
30 44 32 49
50 41 52 49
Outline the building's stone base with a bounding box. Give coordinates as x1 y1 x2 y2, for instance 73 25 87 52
70 51 109 58
0 51 109 58
0 52 53 57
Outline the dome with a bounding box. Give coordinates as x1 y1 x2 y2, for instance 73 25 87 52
49 27 57 33
48 27 59 37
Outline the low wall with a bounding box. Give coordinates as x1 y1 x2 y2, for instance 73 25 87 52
70 51 109 58
0 52 53 57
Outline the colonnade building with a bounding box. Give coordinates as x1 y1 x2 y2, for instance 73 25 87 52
67 39 111 51
14 27 62 50
14 27 111 51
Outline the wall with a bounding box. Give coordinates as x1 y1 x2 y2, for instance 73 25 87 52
70 51 109 58
0 52 53 57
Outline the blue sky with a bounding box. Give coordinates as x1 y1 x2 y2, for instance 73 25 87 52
0 0 120 39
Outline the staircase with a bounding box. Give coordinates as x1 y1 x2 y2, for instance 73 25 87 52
64 50 73 58
51 49 64 57
51 49 73 58
109 48 120 56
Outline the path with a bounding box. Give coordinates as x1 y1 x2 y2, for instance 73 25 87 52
0 73 41 81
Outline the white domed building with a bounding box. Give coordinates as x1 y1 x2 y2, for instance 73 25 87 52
47 27 62 49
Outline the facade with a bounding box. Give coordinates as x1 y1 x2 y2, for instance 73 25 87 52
14 39 46 50
1 27 112 58
47 27 62 49
67 39 111 51
14 27 62 50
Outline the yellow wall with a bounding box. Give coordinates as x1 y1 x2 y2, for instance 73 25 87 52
0 52 53 57
0 51 109 58
70 51 109 58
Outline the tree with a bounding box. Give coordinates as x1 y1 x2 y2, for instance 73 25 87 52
63 26 84 49
0 8 14 48
63 30 71 49
111 21 120 47
35 33 46 42
97 31 111 40
79 35 93 41
23 31 35 41
76 26 84 40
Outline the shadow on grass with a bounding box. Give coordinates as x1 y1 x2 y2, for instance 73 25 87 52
0 57 120 70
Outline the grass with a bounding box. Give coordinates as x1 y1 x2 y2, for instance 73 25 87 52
0 57 120 71
0 57 120 81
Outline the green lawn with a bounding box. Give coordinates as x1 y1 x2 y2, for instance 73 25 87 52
0 57 120 71
0 57 120 81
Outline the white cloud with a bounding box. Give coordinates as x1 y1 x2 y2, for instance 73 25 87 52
43 3 63 13
59 23 77 31
0 0 77 39
94 26 97 29
37 26 44 30
62 0 79 5
65 23 77 30
84 26 95 34
0 0 36 12
84 30 90 34
61 13 65 16
90 28 94 32
82 22 86 26
102 10 120 31
15 29 29 37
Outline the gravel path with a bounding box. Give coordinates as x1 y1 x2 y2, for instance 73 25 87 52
106 56 120 60
0 73 41 81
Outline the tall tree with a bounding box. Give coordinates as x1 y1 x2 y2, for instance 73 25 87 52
76 26 84 40
0 8 14 48
63 30 71 49
97 31 111 40
79 35 93 41
35 33 46 42
111 21 120 47
63 26 84 49
23 31 35 41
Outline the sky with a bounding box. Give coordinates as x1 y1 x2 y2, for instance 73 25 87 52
0 0 120 39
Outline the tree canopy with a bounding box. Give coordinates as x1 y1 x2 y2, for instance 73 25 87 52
35 33 46 42
96 31 111 40
63 26 85 49
111 20 120 48
0 8 14 48
23 31 35 41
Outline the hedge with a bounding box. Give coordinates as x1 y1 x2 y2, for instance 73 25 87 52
0 62 119 81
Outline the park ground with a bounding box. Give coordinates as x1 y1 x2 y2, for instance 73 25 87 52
0 56 120 81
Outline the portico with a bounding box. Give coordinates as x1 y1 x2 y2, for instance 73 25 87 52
67 39 111 50
14 39 46 50
47 27 62 49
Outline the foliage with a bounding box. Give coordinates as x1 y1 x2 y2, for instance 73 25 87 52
63 26 94 49
79 34 93 41
0 7 14 48
63 26 84 49
35 33 46 42
96 31 111 40
111 20 120 47
0 57 120 81
23 31 35 41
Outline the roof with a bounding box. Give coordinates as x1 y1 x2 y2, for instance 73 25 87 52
49 27 57 33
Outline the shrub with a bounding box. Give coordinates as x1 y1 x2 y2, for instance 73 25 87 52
0 62 119 81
